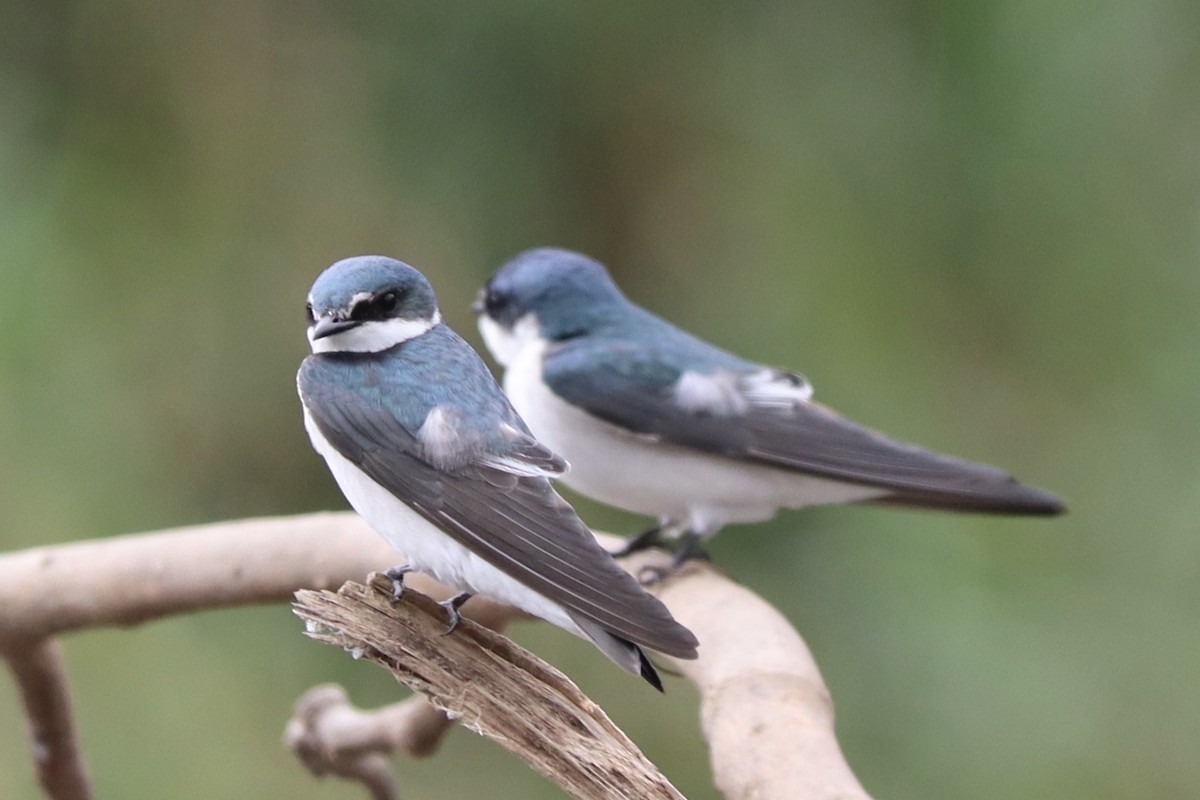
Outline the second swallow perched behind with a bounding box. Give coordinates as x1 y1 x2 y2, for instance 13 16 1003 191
475 247 1065 562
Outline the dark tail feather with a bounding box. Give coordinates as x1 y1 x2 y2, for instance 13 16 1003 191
637 648 664 693
569 612 667 691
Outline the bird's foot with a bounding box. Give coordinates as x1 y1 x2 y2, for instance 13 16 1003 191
673 533 712 565
438 592 473 635
608 524 664 559
384 564 413 602
636 533 710 585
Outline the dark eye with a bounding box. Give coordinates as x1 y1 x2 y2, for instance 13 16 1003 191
485 289 509 315
350 289 402 322
377 291 398 313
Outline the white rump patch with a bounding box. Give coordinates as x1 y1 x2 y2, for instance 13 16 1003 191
309 311 441 354
478 313 540 368
673 370 748 416
741 369 814 410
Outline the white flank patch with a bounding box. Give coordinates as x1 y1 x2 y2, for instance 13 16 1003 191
309 311 441 354
416 405 468 467
478 312 540 368
673 370 748 416
741 369 814 409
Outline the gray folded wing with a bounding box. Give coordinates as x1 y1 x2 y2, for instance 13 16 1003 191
543 343 1064 515
301 378 699 658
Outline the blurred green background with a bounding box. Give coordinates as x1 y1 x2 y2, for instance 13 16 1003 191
1 1 1196 798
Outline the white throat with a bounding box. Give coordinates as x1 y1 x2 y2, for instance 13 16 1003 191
309 311 441 354
477 312 541 367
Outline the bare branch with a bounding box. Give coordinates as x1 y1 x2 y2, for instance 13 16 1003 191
0 513 403 646
284 685 407 800
292 547 873 800
286 685 454 771
0 513 484 800
0 512 871 800
294 575 687 800
2 639 95 800
635 555 874 800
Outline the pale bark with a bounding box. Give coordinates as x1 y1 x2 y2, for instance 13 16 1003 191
0 512 872 800
2 639 94 800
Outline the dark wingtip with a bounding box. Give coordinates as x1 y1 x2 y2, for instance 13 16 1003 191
995 483 1067 516
653 619 700 660
637 647 665 693
870 480 1068 517
676 635 700 660
1031 493 1067 516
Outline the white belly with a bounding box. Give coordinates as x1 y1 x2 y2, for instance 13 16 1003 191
303 408 576 632
502 341 884 536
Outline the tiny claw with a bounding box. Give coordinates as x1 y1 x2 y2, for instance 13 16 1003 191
384 564 413 603
636 532 709 585
637 564 670 586
439 592 473 635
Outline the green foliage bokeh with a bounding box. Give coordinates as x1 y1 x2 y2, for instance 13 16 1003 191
1 2 1197 798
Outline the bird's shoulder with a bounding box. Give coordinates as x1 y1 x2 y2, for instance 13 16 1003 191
545 312 750 384
543 316 813 422
300 328 562 476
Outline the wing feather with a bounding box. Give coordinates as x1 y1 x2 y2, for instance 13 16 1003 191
543 344 1063 515
300 372 698 657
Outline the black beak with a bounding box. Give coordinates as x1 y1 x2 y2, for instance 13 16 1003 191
470 289 486 315
311 316 361 340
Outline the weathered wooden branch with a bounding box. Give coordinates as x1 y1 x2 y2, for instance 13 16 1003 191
293 575 686 799
0 512 872 800
284 587 523 800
